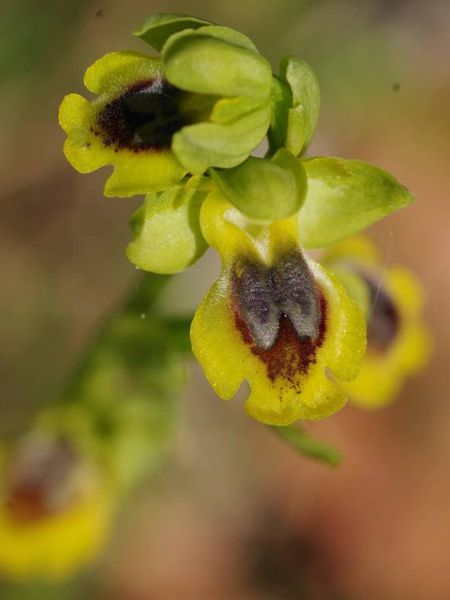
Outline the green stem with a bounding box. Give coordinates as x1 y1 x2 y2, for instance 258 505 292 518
272 424 342 467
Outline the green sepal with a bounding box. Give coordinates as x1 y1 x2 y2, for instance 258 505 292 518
210 148 307 220
134 13 213 51
126 176 210 274
194 25 258 51
299 157 415 249
162 29 272 98
267 75 292 153
279 57 320 155
172 101 271 174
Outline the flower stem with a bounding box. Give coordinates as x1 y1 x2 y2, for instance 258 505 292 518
272 424 342 467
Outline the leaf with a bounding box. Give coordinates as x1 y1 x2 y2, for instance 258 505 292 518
299 157 415 248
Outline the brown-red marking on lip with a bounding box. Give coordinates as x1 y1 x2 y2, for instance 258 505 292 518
233 289 327 390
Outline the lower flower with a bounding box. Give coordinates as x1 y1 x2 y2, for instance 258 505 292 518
190 191 366 425
0 434 115 581
323 237 432 408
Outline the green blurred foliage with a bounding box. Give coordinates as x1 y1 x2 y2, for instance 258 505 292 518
0 0 88 84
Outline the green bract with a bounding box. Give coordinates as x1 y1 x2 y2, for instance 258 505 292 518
127 177 209 274
298 157 415 248
210 149 307 220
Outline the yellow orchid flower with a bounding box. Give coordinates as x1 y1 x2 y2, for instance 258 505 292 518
0 434 115 581
59 23 273 198
190 191 366 426
59 52 189 197
323 237 432 408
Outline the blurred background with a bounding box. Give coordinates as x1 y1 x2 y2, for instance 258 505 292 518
1 0 449 598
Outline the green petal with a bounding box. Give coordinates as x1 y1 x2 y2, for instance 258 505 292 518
280 57 320 155
172 101 271 174
134 13 213 51
299 157 415 249
267 75 292 153
210 96 266 124
210 149 307 220
126 177 209 274
162 30 272 98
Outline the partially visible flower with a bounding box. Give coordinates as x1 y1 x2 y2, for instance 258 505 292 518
0 434 115 581
59 18 273 197
323 237 432 408
190 191 366 426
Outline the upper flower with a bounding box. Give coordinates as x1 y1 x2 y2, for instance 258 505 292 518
190 191 366 425
59 15 273 197
323 237 432 408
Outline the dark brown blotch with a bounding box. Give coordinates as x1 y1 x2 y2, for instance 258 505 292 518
94 79 190 153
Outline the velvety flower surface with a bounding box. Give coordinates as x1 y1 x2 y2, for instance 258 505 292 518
324 237 431 408
0 435 115 580
191 191 366 426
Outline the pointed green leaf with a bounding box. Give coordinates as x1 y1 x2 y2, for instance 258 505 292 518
299 157 415 249
126 177 209 274
210 149 307 220
134 13 213 51
163 30 272 98
172 101 271 174
280 57 320 155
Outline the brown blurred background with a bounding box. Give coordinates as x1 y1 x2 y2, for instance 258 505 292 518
1 0 449 598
